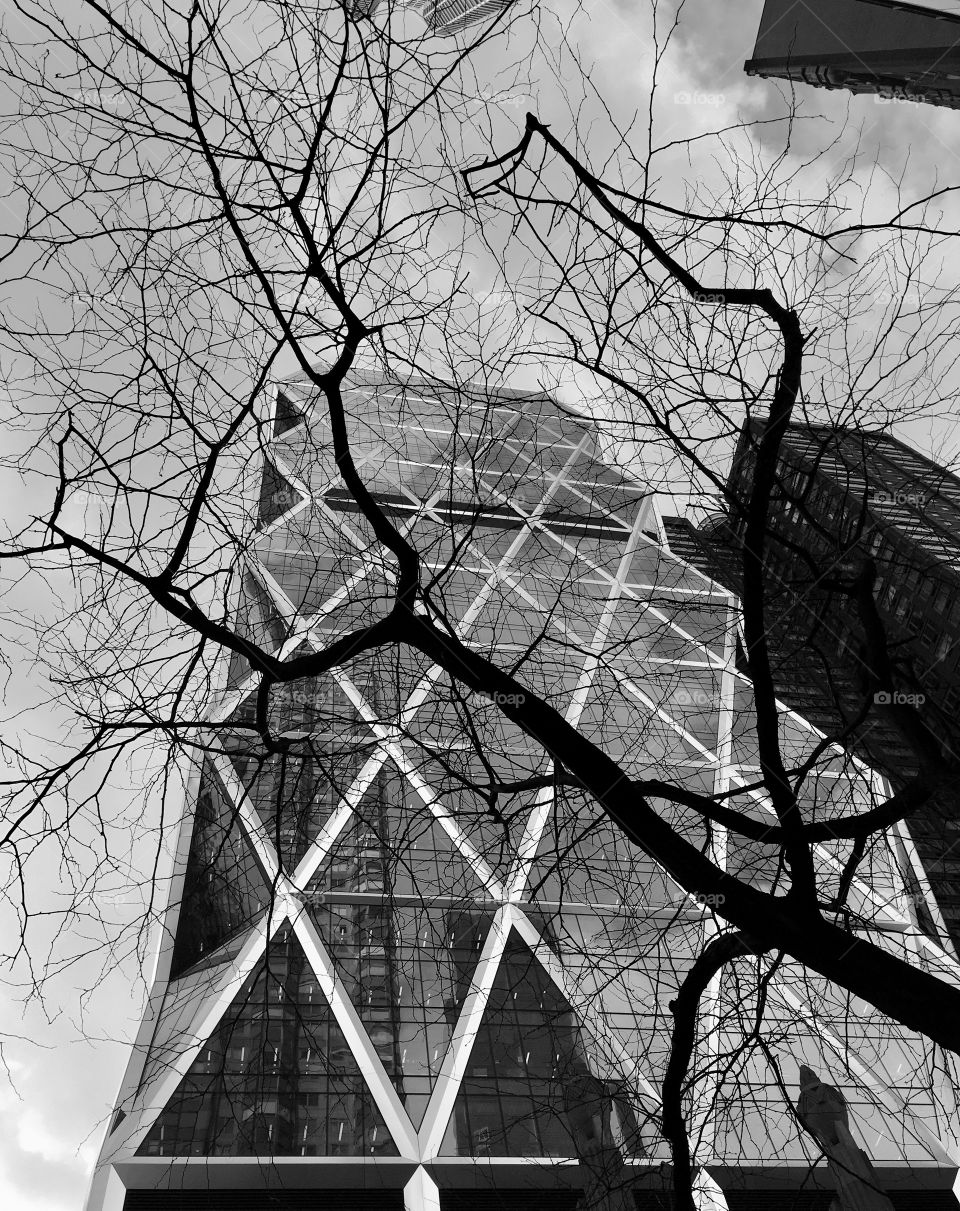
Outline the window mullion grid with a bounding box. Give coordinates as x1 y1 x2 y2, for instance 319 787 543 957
326 668 507 899
291 748 393 889
100 915 273 1163
509 908 662 1117
508 497 653 900
417 904 514 1159
771 976 960 1167
293 908 420 1158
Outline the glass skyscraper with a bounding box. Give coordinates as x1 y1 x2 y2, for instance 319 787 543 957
356 0 516 35
86 375 960 1210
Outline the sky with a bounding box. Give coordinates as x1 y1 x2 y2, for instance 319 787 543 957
3 1 960 1208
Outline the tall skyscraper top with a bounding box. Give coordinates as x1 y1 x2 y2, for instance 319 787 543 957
356 0 516 36
745 0 960 108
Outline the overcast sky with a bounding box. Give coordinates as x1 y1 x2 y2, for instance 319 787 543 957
4 2 960 1208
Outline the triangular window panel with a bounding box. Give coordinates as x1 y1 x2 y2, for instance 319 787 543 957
256 528 395 626
258 457 304 530
710 975 948 1167
642 592 731 658
262 488 383 564
171 924 256 982
226 571 290 690
495 567 608 653
439 928 641 1159
550 475 650 535
306 771 492 901
532 524 632 581
220 677 371 872
138 947 255 1098
253 547 345 619
220 650 375 866
139 926 399 1158
624 538 721 594
601 597 728 667
170 762 272 980
642 666 725 753
304 777 494 1127
274 390 305 437
460 595 552 651
523 785 675 913
574 674 714 768
398 749 537 887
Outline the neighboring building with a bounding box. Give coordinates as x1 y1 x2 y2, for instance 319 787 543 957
664 419 960 951
86 376 960 1210
744 0 960 109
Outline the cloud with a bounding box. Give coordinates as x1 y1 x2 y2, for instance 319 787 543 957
0 1041 112 1211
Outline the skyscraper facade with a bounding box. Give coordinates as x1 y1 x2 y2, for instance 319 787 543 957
86 376 960 1210
664 419 960 953
745 0 960 109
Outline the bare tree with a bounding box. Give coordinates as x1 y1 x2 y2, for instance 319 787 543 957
2 3 960 1209
458 87 960 1205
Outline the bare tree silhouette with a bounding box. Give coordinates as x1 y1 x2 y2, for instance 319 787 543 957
0 4 959 1210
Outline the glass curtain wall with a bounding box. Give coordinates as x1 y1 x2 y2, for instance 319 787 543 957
88 373 960 1209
